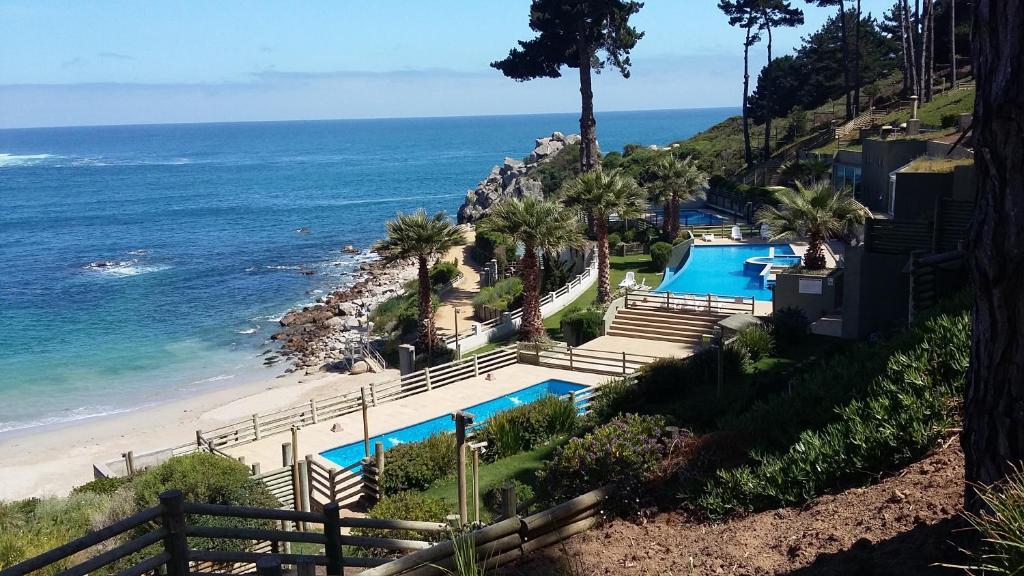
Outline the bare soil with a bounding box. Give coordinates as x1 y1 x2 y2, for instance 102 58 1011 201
509 444 968 575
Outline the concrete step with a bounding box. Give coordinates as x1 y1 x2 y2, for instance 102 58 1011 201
611 318 714 337
606 329 703 344
616 307 725 324
609 321 711 341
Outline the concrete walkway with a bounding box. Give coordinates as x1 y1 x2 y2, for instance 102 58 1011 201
436 226 482 336
579 335 696 359
224 363 608 471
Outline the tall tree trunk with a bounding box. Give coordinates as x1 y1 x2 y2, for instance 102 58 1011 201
742 25 754 166
899 1 913 93
924 0 934 101
854 0 862 115
962 0 1024 513
903 0 920 96
596 216 611 304
838 0 853 120
949 0 957 88
518 245 545 341
663 200 672 239
577 40 598 174
804 231 828 270
415 255 436 353
762 17 774 159
669 193 681 241
915 0 924 97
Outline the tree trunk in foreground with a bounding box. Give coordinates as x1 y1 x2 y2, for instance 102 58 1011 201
949 0 957 88
415 255 436 353
903 0 920 96
838 0 853 120
763 19 775 158
518 245 545 341
962 0 1024 513
742 25 754 166
578 40 598 174
596 216 612 304
854 0 862 115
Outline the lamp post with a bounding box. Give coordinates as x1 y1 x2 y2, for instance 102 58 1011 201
453 307 461 360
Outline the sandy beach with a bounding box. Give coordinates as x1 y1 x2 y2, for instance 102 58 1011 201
0 366 403 501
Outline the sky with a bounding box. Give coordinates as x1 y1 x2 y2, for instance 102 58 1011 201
0 1 894 129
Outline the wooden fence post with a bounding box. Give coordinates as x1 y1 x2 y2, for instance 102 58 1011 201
473 354 480 377
159 490 188 576
454 411 472 525
298 460 311 526
472 448 480 524
369 382 378 406
622 352 628 375
323 502 344 575
361 388 370 457
304 455 316 509
195 429 203 449
256 555 282 576
252 413 262 441
310 399 318 424
281 442 293 467
123 451 135 476
374 441 385 501
569 391 577 413
251 462 261 475
328 468 339 502
500 484 518 519
425 366 432 391
568 347 574 371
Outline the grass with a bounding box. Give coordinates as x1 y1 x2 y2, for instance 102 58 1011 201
880 87 975 127
421 442 561 521
544 253 663 340
902 157 974 173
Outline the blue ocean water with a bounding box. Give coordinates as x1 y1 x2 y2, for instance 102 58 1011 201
656 244 797 300
0 108 736 435
321 379 586 468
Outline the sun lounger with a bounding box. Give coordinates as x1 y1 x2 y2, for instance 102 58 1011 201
730 226 743 241
618 271 637 289
702 233 716 242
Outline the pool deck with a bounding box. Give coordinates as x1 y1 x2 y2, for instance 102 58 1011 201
579 335 695 359
223 364 609 471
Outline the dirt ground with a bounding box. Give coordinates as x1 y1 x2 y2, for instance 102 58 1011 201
509 443 968 575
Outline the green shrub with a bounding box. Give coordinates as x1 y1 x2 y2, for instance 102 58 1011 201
380 433 457 493
72 476 131 496
560 308 604 346
539 414 668 515
477 396 578 461
370 293 420 338
699 310 970 518
472 228 508 264
649 241 673 270
0 494 115 574
584 378 642 424
483 480 535 514
622 229 638 243
959 467 1024 574
429 259 460 287
940 112 959 128
352 493 452 558
735 325 775 362
767 306 809 347
472 277 523 313
607 232 621 250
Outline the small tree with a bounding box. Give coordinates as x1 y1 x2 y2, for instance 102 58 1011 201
648 156 709 240
492 0 645 174
756 181 867 270
562 169 647 303
374 211 466 352
479 197 583 340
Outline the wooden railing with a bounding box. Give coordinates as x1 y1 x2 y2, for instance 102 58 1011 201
516 342 659 376
624 289 755 316
1 486 614 576
359 486 612 576
197 346 518 453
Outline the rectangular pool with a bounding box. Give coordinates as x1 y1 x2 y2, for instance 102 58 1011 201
319 379 588 468
654 244 797 301
678 209 726 227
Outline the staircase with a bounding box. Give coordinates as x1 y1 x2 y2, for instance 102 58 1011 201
606 307 725 346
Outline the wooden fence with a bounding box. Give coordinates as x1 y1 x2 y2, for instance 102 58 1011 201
1 486 613 576
624 289 755 316
196 346 518 453
516 342 659 376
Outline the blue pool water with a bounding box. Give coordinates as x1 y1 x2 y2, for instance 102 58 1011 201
320 379 587 468
678 209 726 227
655 244 797 301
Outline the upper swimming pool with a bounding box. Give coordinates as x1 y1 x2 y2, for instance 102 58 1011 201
678 209 725 227
319 379 588 468
654 244 797 301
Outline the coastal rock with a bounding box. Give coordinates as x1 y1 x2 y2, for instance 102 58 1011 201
350 360 370 375
457 132 579 223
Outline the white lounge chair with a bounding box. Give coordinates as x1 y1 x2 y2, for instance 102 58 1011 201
760 223 771 240
730 225 743 241
702 233 716 242
618 271 637 289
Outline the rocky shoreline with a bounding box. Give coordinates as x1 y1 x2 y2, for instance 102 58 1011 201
266 255 417 374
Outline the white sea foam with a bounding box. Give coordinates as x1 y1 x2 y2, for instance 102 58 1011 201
237 327 259 335
0 153 57 167
190 374 236 385
83 260 171 277
0 405 134 435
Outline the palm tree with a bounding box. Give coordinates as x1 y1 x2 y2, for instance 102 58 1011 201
478 197 583 341
562 169 647 303
755 181 868 270
648 156 709 240
374 210 466 352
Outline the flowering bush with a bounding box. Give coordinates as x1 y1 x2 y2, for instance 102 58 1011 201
539 414 668 515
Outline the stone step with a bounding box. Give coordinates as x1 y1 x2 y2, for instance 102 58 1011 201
611 317 715 336
609 321 712 340
606 329 704 344
616 308 723 326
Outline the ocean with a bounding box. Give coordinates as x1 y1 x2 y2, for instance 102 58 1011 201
0 107 736 435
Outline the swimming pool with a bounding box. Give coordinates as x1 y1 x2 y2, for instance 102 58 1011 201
678 209 725 227
654 244 797 301
319 379 588 468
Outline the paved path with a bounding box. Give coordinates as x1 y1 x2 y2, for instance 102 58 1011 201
435 226 482 336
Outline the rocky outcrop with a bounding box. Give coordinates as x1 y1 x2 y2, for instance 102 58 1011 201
457 131 581 223
266 258 417 374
